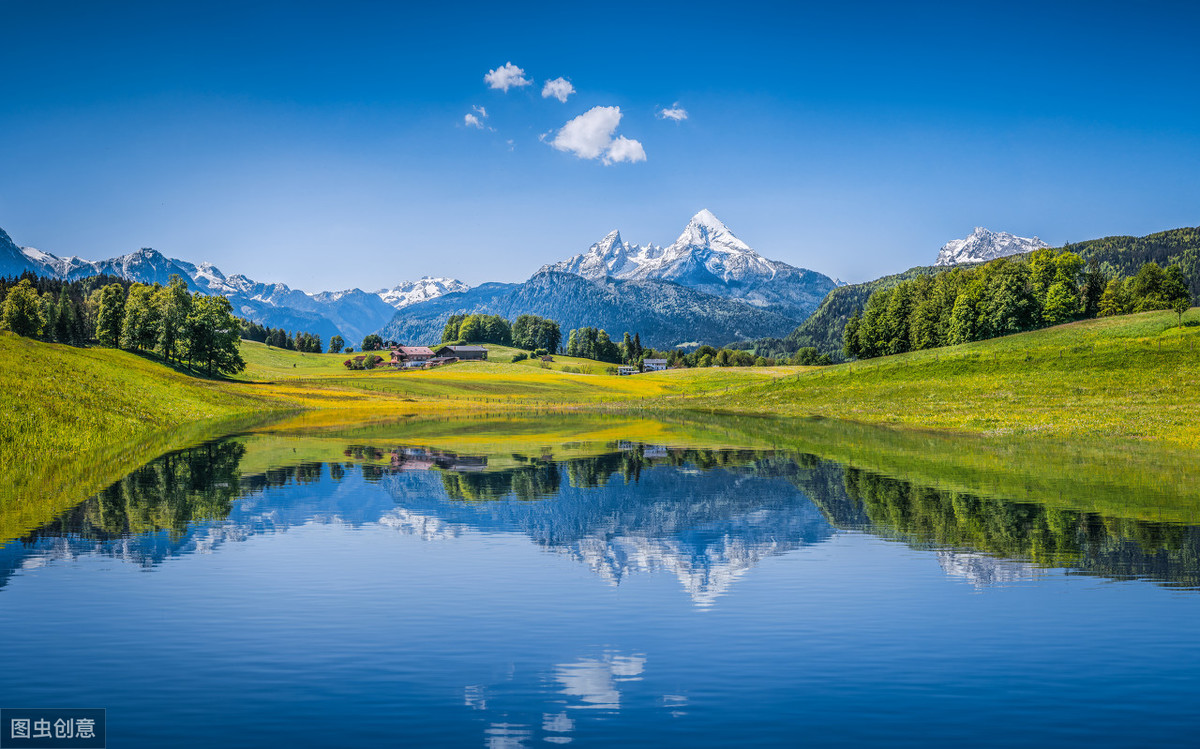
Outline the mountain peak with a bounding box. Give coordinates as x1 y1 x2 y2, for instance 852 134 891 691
674 209 751 254
936 227 1049 266
689 209 726 231
596 229 623 251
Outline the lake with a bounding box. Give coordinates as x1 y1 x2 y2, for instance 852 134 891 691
2 413 1198 747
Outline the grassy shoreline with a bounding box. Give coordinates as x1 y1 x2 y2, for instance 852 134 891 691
2 308 1198 534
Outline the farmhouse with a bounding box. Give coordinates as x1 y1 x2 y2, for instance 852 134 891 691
392 346 435 366
643 358 668 371
617 365 638 376
434 345 488 360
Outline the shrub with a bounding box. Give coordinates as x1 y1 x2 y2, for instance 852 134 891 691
510 352 528 363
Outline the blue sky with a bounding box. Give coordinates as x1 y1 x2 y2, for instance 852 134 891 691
1 0 1197 290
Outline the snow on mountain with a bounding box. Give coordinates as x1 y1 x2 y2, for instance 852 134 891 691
0 228 42 278
377 277 470 310
935 227 1049 266
0 225 467 344
539 209 836 317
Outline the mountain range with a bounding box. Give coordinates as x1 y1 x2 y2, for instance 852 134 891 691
379 270 805 349
0 227 466 344
935 227 1049 266
2 210 838 349
379 210 837 348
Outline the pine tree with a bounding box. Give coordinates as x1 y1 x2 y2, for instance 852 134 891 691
54 288 77 344
842 309 862 359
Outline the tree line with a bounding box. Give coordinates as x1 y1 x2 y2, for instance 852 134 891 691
441 313 562 352
240 320 336 353
564 324 827 368
1 272 245 376
843 249 1192 360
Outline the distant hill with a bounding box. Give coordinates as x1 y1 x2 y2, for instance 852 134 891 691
379 270 802 349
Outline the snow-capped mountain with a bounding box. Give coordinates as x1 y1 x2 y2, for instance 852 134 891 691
540 209 836 318
377 278 470 309
935 227 1049 266
0 227 468 345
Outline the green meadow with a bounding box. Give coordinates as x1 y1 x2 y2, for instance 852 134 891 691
682 308 1200 447
2 307 1199 540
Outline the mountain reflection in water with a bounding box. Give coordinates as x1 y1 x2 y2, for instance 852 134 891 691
3 436 1199 601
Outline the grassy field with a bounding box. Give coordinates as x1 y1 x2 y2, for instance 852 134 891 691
3 308 1200 538
681 308 1200 447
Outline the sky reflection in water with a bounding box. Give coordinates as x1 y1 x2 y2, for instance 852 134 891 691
1 432 1198 747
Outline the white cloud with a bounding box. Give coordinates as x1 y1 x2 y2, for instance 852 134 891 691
541 77 575 103
604 135 647 165
464 105 490 130
657 103 688 122
550 105 646 166
552 106 622 159
484 62 531 92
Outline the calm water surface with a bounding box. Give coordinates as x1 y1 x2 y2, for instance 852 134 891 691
2 426 1198 747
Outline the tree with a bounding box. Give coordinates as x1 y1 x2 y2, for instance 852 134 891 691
361 334 383 351
1131 261 1166 311
791 347 831 366
442 314 466 342
842 309 861 358
457 315 483 343
39 292 58 341
1 279 44 337
480 314 512 345
1172 295 1190 327
121 283 161 351
986 262 1037 335
54 287 79 344
1098 278 1131 317
1028 248 1058 302
948 282 986 345
1042 281 1082 326
622 332 633 363
594 329 620 362
1080 261 1108 318
156 276 192 362
1163 265 1190 307
329 335 344 353
185 293 246 376
95 283 126 347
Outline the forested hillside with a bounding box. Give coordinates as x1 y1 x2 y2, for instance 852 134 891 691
752 226 1200 361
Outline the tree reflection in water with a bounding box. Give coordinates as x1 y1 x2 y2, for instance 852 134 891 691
4 437 1199 596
